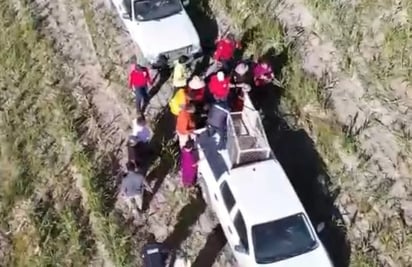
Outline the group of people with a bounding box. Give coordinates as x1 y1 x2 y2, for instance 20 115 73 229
121 33 275 267
169 34 275 150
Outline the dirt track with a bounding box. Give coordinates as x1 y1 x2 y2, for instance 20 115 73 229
23 0 236 265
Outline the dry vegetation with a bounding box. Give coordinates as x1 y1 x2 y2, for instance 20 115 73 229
208 0 412 266
0 0 230 266
0 1 134 266
1 0 411 266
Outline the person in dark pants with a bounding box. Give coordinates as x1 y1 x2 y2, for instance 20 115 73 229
213 33 241 73
129 64 153 115
141 233 172 267
229 61 253 111
206 102 230 150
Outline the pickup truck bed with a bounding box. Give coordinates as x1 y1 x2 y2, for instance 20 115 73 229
195 92 272 177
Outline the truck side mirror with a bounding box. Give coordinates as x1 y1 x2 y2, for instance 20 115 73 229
234 244 247 254
122 13 131 20
182 0 190 6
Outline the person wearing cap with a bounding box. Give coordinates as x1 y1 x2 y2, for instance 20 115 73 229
173 55 190 91
176 103 196 148
213 33 241 72
208 71 231 104
187 76 208 128
129 63 153 114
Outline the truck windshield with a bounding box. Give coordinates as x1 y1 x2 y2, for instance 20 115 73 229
252 213 318 264
133 0 182 21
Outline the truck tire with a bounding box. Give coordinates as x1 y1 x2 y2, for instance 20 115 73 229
197 174 210 205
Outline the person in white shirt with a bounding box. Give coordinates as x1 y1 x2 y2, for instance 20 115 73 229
132 116 152 143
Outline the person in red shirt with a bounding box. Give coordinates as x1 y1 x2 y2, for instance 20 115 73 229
213 34 241 72
208 71 232 104
129 64 153 114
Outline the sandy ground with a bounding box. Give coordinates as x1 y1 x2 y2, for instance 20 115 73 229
24 0 236 265
15 0 412 265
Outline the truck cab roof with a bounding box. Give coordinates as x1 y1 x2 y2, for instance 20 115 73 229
226 159 307 226
196 128 307 226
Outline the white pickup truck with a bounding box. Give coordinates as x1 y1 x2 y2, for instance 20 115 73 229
111 0 202 67
196 95 334 267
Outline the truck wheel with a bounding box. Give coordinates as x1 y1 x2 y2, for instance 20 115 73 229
197 174 210 205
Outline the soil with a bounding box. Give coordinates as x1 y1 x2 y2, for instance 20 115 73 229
24 0 234 265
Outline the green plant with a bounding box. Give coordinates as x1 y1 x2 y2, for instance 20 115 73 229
0 1 133 265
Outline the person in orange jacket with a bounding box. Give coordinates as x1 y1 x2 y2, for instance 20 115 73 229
176 103 196 148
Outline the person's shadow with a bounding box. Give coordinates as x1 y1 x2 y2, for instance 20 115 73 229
190 225 226 267
148 67 172 102
186 0 219 77
141 108 179 211
163 190 206 250
249 47 351 267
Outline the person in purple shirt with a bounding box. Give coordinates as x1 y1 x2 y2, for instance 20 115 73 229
253 59 275 88
180 139 198 187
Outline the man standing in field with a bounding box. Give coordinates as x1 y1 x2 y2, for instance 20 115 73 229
129 64 153 115
119 161 153 212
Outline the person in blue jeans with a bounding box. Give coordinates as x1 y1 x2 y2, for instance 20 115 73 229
129 64 153 114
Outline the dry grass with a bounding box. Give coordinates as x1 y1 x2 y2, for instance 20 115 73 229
306 0 411 96
0 1 133 265
211 0 412 266
215 0 352 172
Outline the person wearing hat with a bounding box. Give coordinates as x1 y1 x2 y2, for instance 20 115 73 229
229 61 253 111
187 76 208 128
208 71 232 105
188 76 206 104
173 55 190 91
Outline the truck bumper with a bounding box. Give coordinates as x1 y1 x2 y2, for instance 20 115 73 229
150 49 204 70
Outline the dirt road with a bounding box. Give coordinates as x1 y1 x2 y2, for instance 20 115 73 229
19 0 238 265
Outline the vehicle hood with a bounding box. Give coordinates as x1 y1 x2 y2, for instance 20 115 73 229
257 246 333 267
129 11 200 58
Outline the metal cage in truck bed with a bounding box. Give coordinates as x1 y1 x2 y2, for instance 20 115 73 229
226 93 271 168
